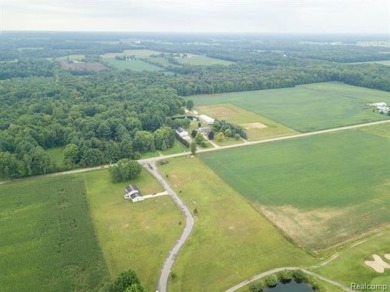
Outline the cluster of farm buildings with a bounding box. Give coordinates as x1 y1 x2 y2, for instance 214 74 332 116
369 102 389 114
175 114 215 140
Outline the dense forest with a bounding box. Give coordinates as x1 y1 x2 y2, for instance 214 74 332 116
0 32 389 178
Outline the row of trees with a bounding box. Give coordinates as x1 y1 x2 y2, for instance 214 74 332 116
213 120 247 139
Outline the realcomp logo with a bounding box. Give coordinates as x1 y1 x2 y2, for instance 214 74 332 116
350 283 388 291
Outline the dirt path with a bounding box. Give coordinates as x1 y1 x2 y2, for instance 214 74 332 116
140 161 194 292
225 267 353 292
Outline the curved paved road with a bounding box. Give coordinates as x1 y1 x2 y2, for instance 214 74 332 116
225 267 353 292
140 161 194 292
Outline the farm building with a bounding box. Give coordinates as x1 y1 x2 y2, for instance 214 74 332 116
198 127 211 135
369 102 387 108
124 185 144 203
199 114 215 125
176 127 189 138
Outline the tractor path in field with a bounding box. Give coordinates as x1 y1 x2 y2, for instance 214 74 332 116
140 161 194 292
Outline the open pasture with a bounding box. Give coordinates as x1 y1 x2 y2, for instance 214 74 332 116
123 49 161 57
83 169 183 291
196 103 296 140
56 54 85 61
0 176 108 291
189 82 390 132
100 49 161 59
175 54 234 66
104 58 163 71
351 60 390 66
200 124 390 250
158 157 315 291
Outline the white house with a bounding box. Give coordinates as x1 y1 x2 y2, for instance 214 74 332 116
124 185 144 203
176 127 189 138
199 114 215 125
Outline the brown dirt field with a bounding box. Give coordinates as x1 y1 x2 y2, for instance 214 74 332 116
257 204 348 250
59 61 108 71
197 105 239 118
243 122 267 129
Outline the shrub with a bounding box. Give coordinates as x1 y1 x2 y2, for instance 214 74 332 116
264 274 278 287
278 270 293 283
292 269 307 283
249 281 264 292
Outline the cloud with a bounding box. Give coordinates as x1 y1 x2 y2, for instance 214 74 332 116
1 0 389 33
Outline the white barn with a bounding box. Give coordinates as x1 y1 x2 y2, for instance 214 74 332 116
199 114 215 125
124 185 144 203
176 127 189 138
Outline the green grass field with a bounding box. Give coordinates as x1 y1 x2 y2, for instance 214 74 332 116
0 176 109 291
83 169 184 291
351 60 390 66
101 49 161 59
314 230 390 289
56 54 86 61
103 59 163 71
200 124 390 250
196 103 297 140
158 157 315 291
176 54 234 66
188 82 390 132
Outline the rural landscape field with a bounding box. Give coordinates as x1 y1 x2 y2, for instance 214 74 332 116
1 3 390 291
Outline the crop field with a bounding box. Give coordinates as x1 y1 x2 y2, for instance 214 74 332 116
315 230 390 289
56 54 85 61
175 54 234 66
104 58 163 71
196 103 296 140
0 176 109 291
123 49 161 57
83 169 184 291
101 49 161 59
188 82 390 132
158 157 315 291
351 60 390 66
200 124 390 250
59 61 108 71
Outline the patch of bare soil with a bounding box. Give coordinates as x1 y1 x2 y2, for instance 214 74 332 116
365 254 390 273
257 204 347 250
243 122 267 129
198 105 238 118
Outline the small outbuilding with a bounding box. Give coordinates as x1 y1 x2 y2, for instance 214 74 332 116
176 127 189 138
124 185 144 203
199 114 215 125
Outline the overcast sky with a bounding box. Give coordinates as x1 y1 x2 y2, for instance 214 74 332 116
1 0 389 34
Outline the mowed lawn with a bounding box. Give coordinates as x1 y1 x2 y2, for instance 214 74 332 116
83 169 184 291
200 124 390 250
196 103 296 140
314 230 390 288
158 157 315 291
188 82 390 132
0 176 109 292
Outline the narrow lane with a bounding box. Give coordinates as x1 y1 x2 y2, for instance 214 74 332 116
140 161 194 292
